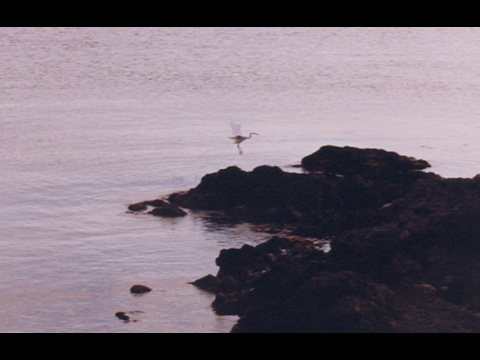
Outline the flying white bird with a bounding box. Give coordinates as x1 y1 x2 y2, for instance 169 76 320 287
229 122 258 155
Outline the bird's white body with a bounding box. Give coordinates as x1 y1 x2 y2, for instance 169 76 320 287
229 122 258 155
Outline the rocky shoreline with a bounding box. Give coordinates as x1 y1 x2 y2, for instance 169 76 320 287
130 145 480 332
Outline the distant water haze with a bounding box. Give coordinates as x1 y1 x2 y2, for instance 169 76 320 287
1 27 480 332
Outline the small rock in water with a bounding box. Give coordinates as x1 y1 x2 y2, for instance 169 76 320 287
128 198 187 217
115 311 130 321
127 202 148 212
130 284 152 294
115 310 145 323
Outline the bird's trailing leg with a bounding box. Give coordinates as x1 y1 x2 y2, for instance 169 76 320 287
237 144 244 155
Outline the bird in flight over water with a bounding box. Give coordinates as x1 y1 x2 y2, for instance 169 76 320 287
229 122 258 155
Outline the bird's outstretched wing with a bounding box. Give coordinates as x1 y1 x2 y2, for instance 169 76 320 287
230 121 242 136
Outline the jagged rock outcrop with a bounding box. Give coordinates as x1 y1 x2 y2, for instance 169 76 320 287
135 145 480 332
168 146 432 236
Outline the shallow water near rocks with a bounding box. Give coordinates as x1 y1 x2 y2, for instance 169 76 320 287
2 27 480 332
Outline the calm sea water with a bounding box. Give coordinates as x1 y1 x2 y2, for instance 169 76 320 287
2 27 480 332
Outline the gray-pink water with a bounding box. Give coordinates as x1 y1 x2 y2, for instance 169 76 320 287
2 27 480 332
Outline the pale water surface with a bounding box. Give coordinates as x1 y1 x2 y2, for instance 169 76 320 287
2 27 480 332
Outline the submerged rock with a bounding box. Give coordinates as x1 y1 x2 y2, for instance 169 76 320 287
148 206 187 217
114 310 145 323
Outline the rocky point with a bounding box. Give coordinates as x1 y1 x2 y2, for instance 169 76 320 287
133 145 480 332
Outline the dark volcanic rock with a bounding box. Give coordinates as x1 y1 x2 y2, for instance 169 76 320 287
114 310 145 323
300 145 430 175
194 225 480 332
127 202 148 211
189 274 222 292
115 311 130 321
130 284 152 294
134 145 480 332
148 206 187 217
167 146 432 237
183 146 480 332
192 236 396 332
127 199 187 217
